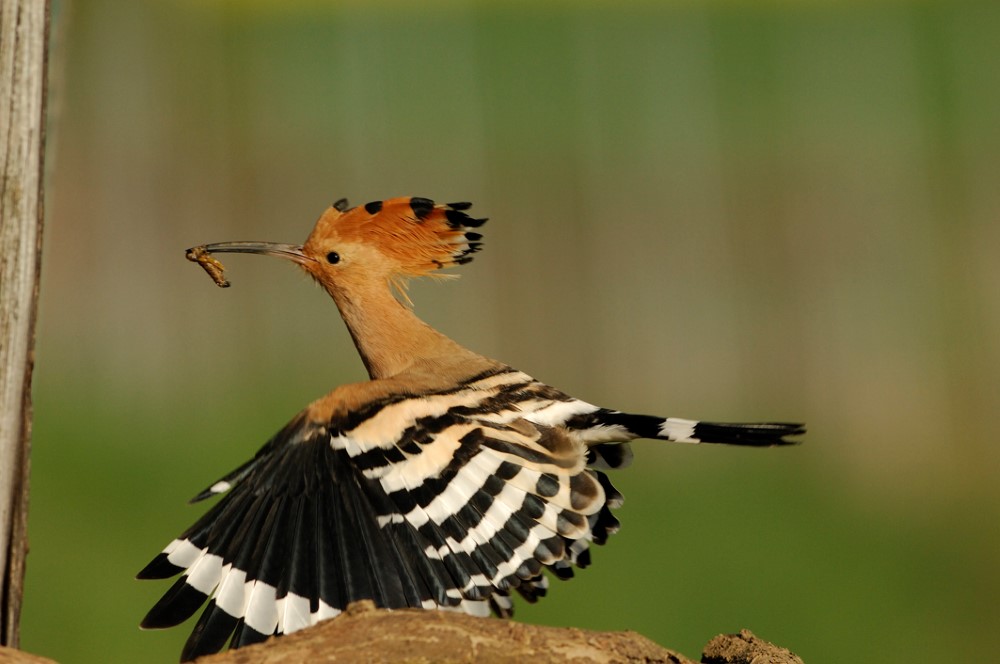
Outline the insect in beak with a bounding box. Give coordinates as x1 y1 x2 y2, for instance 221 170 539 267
186 242 313 287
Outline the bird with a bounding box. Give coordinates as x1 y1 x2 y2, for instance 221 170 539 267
138 196 804 661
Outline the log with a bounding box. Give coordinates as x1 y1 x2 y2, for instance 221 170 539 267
0 604 804 663
702 629 805 664
0 644 54 663
167 602 803 664
192 601 697 664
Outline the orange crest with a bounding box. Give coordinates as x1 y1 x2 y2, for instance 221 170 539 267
311 197 486 278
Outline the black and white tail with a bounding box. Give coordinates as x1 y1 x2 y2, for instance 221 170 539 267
568 408 804 446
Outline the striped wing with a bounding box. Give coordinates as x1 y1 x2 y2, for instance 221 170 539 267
138 368 621 660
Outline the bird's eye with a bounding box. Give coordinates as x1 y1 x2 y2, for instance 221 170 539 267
326 252 340 264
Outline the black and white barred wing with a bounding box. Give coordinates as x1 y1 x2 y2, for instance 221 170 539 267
137 371 622 661
336 371 625 598
138 412 439 660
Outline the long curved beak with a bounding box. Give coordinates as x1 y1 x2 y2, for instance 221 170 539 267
189 241 313 265
185 241 314 288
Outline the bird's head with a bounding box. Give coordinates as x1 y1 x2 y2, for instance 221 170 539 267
187 196 486 299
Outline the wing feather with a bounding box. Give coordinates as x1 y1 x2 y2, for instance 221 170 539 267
140 373 628 660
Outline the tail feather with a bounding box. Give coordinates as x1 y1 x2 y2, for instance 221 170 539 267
577 409 804 447
687 420 806 446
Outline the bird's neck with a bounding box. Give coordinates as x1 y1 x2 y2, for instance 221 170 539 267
328 278 468 380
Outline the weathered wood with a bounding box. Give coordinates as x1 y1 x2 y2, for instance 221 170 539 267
1 611 806 663
0 0 50 648
702 629 805 664
192 601 697 664
0 644 54 663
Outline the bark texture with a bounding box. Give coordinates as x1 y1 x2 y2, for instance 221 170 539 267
0 605 803 663
702 629 805 664
181 602 802 664
194 601 696 664
0 0 50 648
0 646 53 663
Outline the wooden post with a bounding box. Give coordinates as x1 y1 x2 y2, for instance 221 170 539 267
0 0 50 648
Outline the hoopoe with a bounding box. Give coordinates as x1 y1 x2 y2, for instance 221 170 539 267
139 196 804 660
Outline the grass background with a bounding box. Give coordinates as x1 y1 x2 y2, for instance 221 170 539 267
20 1 1000 661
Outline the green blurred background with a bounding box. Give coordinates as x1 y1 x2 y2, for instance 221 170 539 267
20 0 999 661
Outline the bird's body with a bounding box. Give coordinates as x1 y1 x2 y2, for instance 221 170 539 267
140 197 803 660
